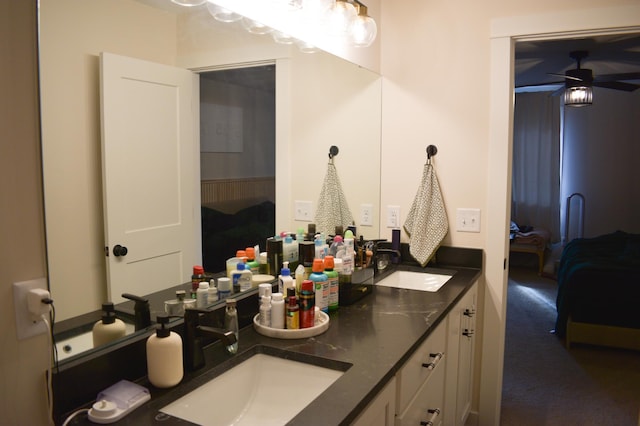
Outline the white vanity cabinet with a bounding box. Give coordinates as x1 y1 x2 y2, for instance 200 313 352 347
444 281 478 426
395 319 447 426
354 280 479 426
352 377 397 426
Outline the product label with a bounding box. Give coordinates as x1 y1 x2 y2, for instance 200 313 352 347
328 275 339 309
299 293 315 328
312 278 329 313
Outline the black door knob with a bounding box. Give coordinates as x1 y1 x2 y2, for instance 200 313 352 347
113 244 128 257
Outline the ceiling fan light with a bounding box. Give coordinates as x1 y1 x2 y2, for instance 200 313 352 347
564 86 593 107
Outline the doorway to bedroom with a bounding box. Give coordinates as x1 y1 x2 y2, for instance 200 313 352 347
199 64 276 273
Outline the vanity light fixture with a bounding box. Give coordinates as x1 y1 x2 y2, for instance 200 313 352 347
171 0 206 7
171 0 378 51
350 2 377 47
205 3 242 22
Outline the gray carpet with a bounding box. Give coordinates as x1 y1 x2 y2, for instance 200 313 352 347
500 267 640 426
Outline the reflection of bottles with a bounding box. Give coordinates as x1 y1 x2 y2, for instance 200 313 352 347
217 277 231 300
191 265 205 293
245 247 260 274
224 299 239 354
232 263 252 293
92 302 126 348
278 262 294 296
282 235 299 270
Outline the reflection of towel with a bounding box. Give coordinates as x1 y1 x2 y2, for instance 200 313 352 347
403 163 448 266
315 163 354 237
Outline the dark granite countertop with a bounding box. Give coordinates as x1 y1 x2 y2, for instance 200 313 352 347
62 246 481 425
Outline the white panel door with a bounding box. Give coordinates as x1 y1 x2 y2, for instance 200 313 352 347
100 52 200 304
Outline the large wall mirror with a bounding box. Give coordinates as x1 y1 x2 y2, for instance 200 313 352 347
39 0 381 361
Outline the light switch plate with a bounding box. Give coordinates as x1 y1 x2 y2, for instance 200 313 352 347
294 200 313 222
13 278 48 340
456 208 481 233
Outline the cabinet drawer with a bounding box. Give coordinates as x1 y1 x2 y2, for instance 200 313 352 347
396 320 446 414
395 355 445 426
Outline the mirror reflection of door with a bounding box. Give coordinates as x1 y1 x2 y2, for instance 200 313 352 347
100 52 200 304
199 65 276 273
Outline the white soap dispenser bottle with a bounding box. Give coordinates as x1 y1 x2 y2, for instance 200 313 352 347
146 314 183 388
92 302 126 348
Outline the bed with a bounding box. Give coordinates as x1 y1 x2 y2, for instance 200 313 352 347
509 222 551 275
554 230 640 350
200 178 275 273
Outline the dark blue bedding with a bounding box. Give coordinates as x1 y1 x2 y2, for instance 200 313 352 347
554 231 640 336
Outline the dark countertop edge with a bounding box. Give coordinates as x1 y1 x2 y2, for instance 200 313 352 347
56 246 483 425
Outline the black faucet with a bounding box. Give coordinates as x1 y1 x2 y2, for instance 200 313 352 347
183 308 237 371
373 247 402 276
121 293 151 331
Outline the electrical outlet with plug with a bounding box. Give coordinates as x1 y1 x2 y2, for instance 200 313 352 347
12 278 50 340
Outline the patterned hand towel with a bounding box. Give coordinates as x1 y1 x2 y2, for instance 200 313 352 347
315 163 354 237
403 163 449 266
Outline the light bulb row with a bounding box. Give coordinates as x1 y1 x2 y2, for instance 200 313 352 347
171 0 377 49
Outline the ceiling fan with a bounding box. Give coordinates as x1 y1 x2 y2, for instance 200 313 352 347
548 50 640 106
549 50 640 92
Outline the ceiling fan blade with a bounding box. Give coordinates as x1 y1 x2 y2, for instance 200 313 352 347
547 72 583 81
594 72 640 82
593 81 640 92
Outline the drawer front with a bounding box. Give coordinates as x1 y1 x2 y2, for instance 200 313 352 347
395 357 445 426
396 320 446 414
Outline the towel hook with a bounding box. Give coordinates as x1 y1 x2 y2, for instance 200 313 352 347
328 145 339 164
426 145 438 164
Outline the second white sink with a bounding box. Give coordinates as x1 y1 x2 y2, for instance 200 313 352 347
375 270 453 292
161 353 345 425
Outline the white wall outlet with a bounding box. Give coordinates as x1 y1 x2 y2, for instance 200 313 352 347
387 205 401 228
12 278 49 340
360 204 373 227
456 208 481 233
294 200 313 222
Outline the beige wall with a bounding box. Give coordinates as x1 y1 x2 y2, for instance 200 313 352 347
377 1 638 425
1 2 50 425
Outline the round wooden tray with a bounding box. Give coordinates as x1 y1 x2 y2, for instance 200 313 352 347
253 311 330 339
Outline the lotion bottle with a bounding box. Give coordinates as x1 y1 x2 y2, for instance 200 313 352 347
146 314 183 388
92 302 126 348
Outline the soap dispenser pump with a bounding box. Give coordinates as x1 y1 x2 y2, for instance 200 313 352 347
92 302 126 348
146 314 183 388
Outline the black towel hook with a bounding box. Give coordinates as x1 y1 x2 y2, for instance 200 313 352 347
426 145 438 164
328 145 339 164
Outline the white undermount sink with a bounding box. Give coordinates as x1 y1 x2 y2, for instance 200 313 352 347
375 270 453 292
161 353 345 425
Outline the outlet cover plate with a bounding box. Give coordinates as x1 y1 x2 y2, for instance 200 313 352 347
13 278 48 340
387 205 401 228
